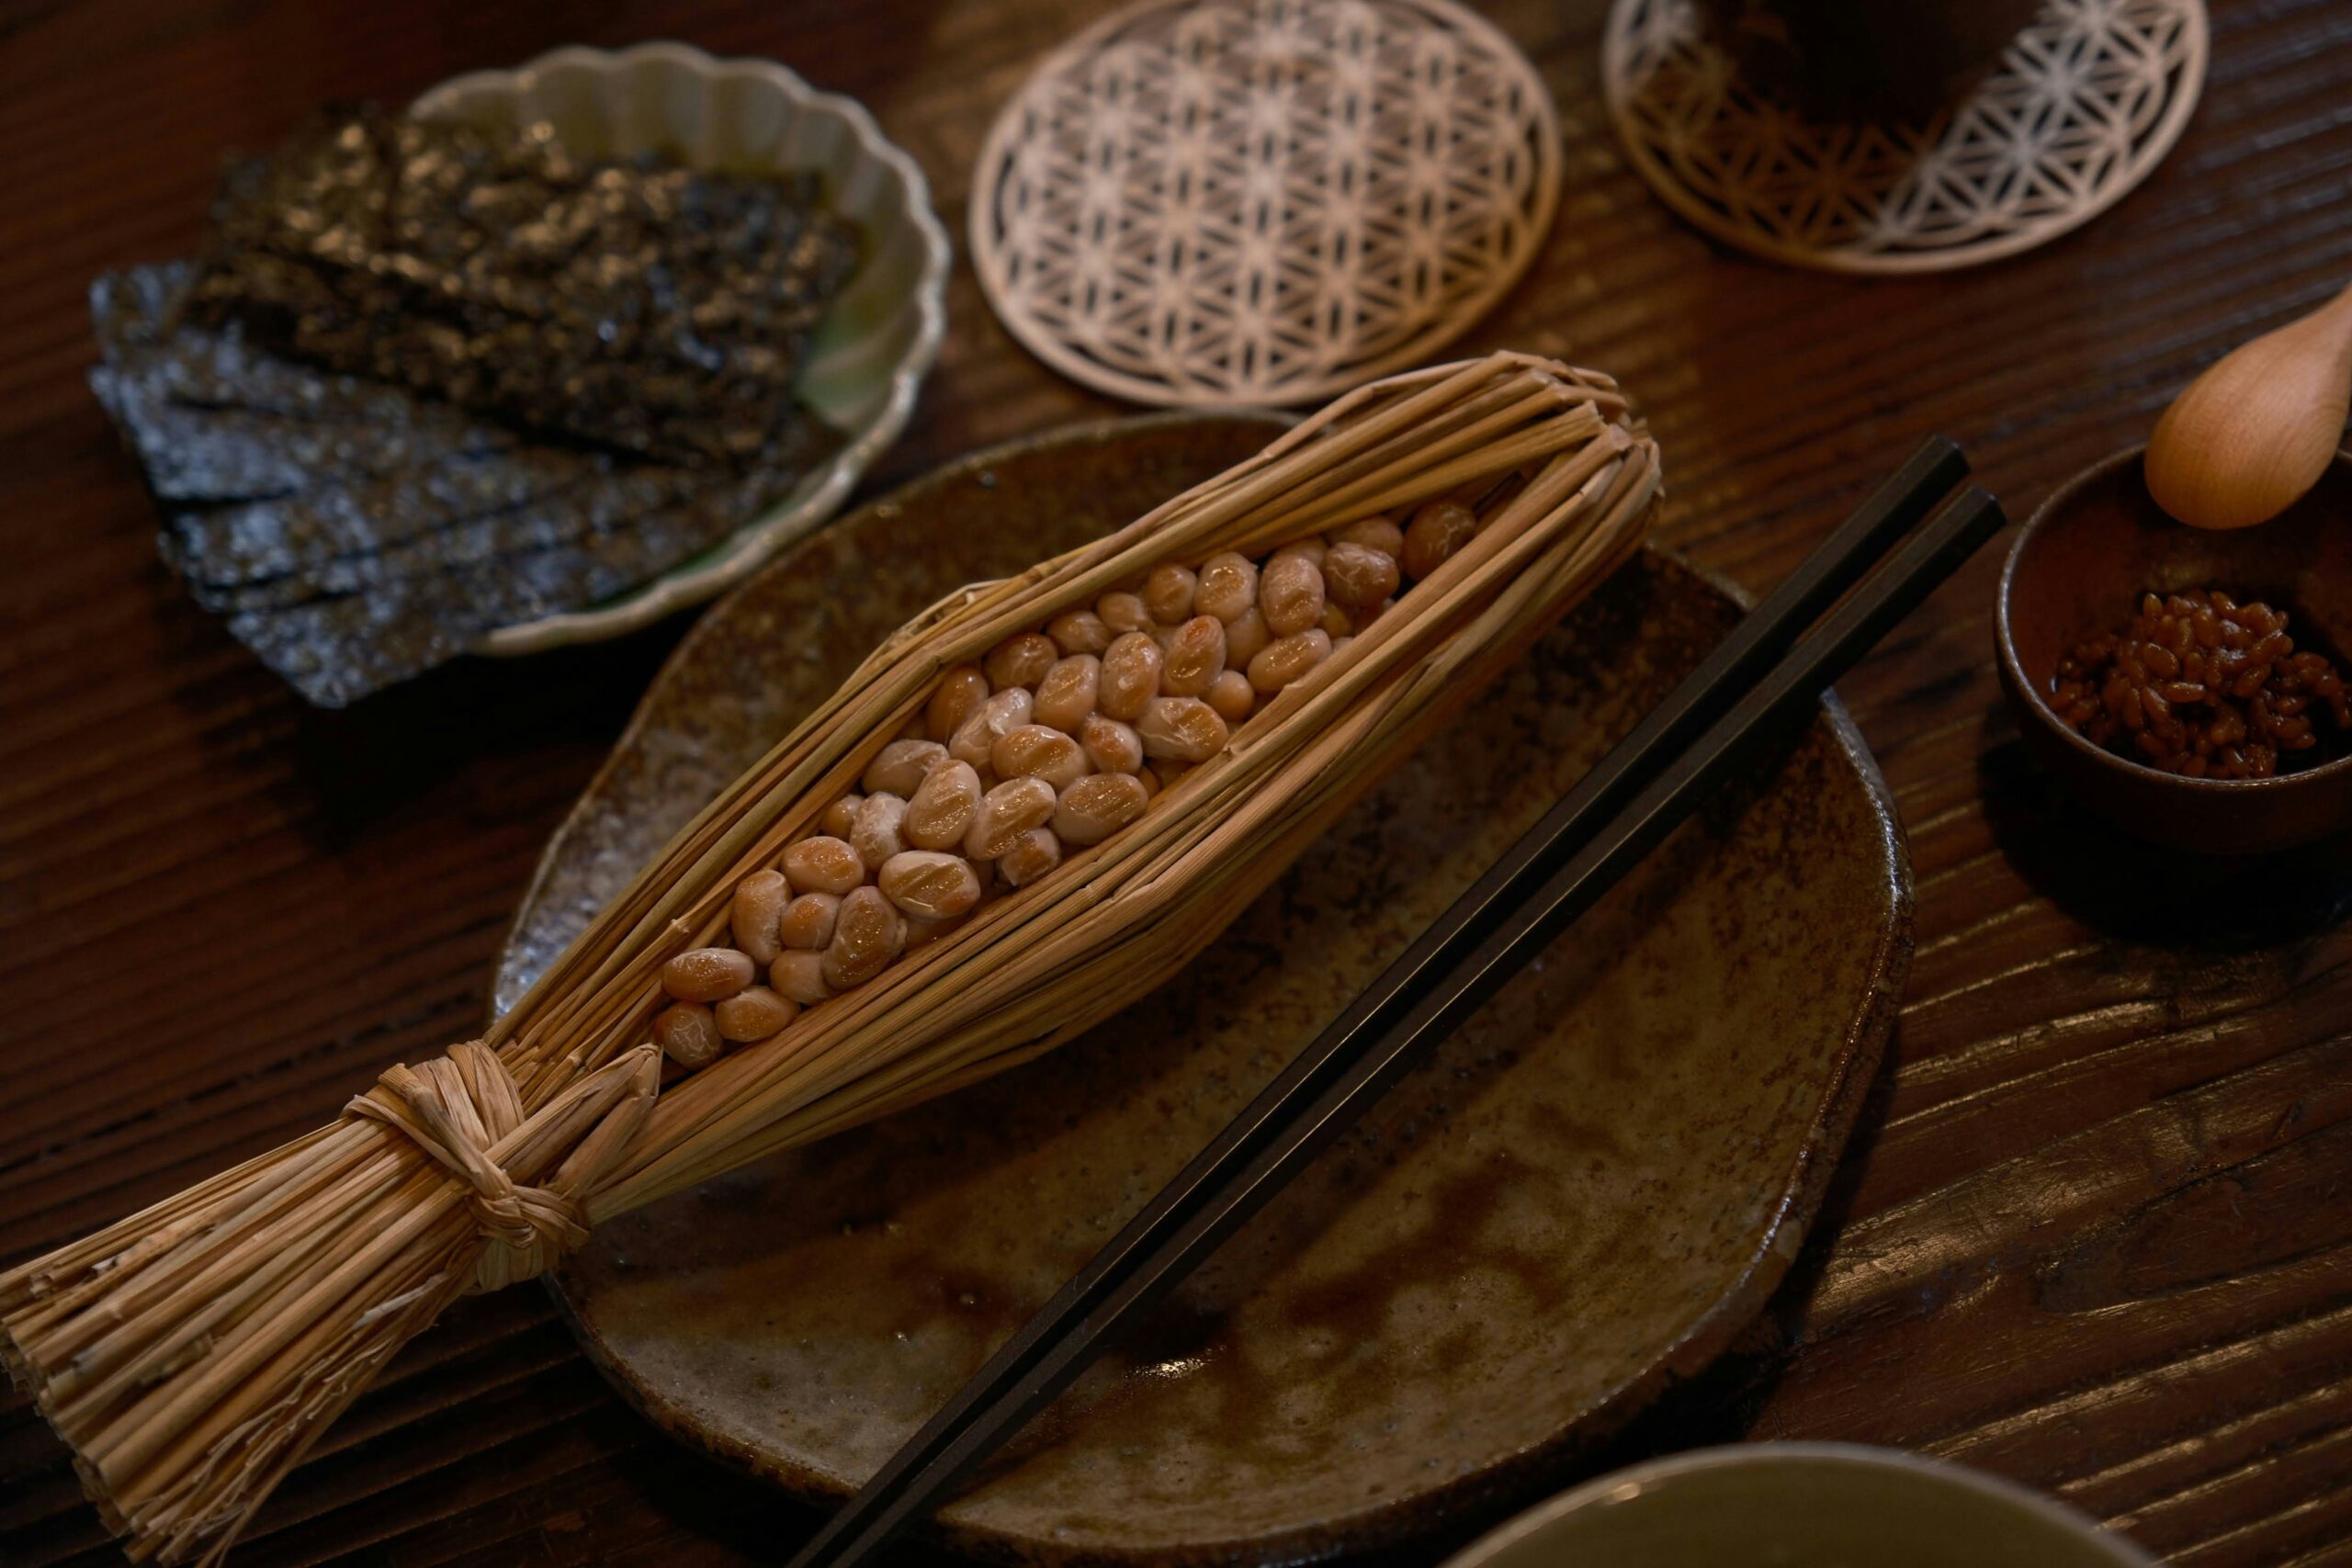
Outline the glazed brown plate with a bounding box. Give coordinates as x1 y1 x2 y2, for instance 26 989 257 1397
495 413 1913 1564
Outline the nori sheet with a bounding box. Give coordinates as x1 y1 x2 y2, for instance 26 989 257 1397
92 262 806 706
87 107 862 707
91 262 526 502
183 109 864 467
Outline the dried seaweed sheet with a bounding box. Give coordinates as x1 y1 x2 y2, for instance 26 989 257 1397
222 473 772 706
85 107 861 708
186 110 864 467
187 463 774 614
92 266 519 503
92 263 798 706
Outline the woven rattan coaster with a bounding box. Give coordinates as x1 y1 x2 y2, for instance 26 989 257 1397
971 0 1562 407
1602 0 2208 275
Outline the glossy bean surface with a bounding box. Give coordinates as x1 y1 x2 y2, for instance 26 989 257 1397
1033 654 1101 731
864 738 945 797
878 850 984 919
1261 553 1326 637
714 987 797 1043
984 633 1057 691
1402 499 1477 580
654 1002 724 1067
1143 562 1198 624
1331 515 1404 555
823 886 906 988
1054 772 1150 845
779 892 842 951
770 950 833 1006
783 835 865 897
851 792 909 869
1205 669 1256 723
992 724 1091 789
965 775 1058 859
1224 605 1270 667
1078 713 1144 774
820 794 863 840
1098 591 1151 635
1248 628 1333 694
1323 542 1399 607
1160 615 1227 697
662 947 755 1003
1046 609 1111 656
1136 696 1229 762
729 869 786 966
1099 631 1165 720
925 666 991 741
1194 551 1258 622
995 827 1063 887
905 760 983 851
949 687 1035 771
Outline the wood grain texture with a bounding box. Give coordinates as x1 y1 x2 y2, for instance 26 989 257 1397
2 0 2349 1562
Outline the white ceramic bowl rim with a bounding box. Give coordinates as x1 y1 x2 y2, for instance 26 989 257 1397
407 40 951 655
1441 1442 2157 1568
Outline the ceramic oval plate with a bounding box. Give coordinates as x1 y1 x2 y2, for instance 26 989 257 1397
497 413 1913 1564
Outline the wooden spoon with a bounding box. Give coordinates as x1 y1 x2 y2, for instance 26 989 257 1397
2145 281 2352 530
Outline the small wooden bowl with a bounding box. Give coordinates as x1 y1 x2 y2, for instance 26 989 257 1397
1996 445 2352 855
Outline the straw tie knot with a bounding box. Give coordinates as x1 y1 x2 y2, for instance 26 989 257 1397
345 1040 662 1292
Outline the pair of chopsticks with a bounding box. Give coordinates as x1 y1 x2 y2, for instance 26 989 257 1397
787 437 2003 1568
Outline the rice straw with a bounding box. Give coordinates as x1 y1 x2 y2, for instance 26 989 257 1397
0 353 1659 1563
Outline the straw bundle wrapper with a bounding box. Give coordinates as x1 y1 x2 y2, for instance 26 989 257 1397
0 353 1659 1563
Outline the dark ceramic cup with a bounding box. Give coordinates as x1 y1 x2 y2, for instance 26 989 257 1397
1996 446 2352 856
1702 0 2042 121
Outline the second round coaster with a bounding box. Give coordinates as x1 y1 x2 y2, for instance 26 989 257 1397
971 0 1564 407
1601 0 2209 274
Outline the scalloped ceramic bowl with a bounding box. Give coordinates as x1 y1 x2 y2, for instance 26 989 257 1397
410 42 950 655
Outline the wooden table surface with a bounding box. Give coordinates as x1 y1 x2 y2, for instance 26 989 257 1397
7 1 2352 1562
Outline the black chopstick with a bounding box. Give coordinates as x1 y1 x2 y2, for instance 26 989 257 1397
786 442 2001 1568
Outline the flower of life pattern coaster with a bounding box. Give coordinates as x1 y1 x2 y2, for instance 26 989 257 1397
1602 0 2207 275
971 0 1563 406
